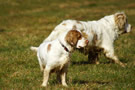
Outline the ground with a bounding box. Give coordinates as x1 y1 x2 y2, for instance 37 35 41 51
0 0 135 89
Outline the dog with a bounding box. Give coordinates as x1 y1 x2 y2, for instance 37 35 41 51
43 12 132 67
30 30 89 87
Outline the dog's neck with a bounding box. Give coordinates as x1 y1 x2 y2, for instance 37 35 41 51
99 15 121 40
59 39 74 53
59 40 70 52
58 32 74 53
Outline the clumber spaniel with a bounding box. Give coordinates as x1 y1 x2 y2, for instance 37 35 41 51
31 30 89 87
43 12 132 67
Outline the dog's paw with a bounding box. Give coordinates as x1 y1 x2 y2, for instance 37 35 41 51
96 61 100 65
41 83 47 87
62 83 68 87
120 62 127 68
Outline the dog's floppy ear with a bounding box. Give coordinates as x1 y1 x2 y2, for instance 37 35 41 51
114 12 127 29
65 30 82 46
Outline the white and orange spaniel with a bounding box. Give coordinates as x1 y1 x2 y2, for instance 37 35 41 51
43 12 132 67
31 30 88 87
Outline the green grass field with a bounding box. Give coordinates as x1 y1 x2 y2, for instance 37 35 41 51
0 0 135 89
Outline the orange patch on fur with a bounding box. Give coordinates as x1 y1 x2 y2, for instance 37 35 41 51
42 65 45 69
114 13 126 29
47 44 51 52
65 30 82 46
93 33 98 45
82 32 88 39
72 25 77 30
91 30 98 45
76 21 81 24
62 23 66 26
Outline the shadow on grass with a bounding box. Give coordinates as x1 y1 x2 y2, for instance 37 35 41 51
73 79 110 85
72 61 91 65
0 28 6 33
72 60 113 65
119 58 128 63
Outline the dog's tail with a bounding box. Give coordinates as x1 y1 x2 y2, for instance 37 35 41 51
30 46 38 52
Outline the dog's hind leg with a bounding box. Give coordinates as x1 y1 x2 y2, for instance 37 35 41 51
37 55 44 72
56 71 61 83
60 64 68 87
104 49 126 67
41 66 50 87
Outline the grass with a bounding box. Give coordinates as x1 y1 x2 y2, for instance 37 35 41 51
0 0 135 89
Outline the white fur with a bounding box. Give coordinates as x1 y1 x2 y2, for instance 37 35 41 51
43 12 132 67
31 30 88 87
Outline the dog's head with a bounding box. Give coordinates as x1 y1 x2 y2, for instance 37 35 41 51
114 12 132 34
65 30 89 48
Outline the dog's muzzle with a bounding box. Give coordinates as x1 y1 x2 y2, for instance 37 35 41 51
125 24 132 33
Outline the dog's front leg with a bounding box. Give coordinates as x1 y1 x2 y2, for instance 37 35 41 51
88 48 100 64
41 67 50 87
60 65 68 87
60 71 68 87
88 50 99 64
